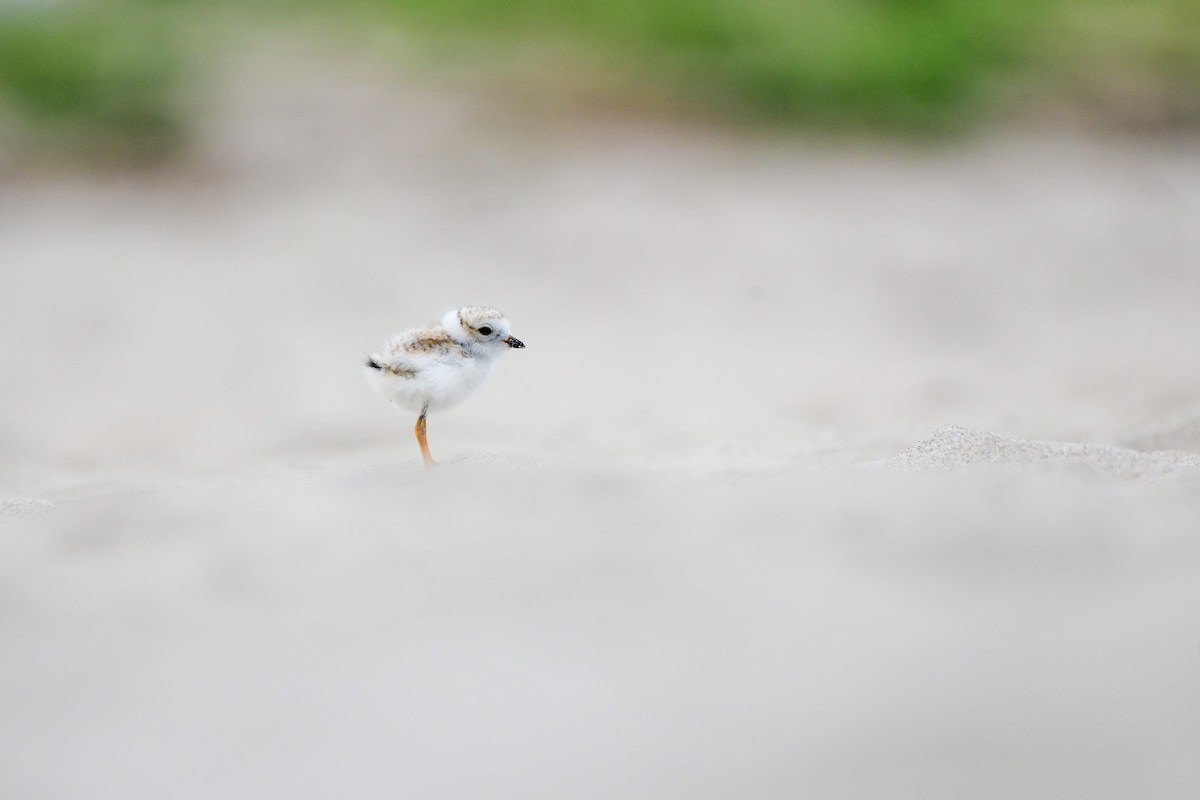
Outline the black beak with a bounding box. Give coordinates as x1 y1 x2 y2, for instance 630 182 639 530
504 336 525 349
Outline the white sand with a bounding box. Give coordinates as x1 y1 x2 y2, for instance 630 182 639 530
890 425 1200 477
3 47 1200 799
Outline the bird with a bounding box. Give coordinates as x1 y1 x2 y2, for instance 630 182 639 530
364 306 525 466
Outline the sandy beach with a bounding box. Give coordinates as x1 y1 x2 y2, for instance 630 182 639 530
3 51 1200 798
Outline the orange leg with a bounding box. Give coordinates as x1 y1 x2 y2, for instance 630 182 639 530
414 410 434 467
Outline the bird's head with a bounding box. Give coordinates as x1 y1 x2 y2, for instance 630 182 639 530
445 306 525 352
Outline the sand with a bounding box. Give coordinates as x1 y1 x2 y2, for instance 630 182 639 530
3 47 1200 799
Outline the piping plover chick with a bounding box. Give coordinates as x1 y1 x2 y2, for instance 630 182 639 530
365 306 525 466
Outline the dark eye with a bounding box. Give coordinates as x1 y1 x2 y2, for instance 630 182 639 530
478 326 493 336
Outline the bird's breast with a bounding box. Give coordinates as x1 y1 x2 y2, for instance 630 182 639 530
422 355 495 412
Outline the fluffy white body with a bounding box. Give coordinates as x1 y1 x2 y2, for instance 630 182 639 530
365 307 524 464
376 343 497 414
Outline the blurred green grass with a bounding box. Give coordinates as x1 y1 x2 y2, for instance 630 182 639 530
364 0 1199 130
0 7 186 162
1 0 1197 162
364 0 1025 130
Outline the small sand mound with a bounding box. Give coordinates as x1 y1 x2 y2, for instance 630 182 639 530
450 452 552 470
891 425 1200 478
0 497 58 523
